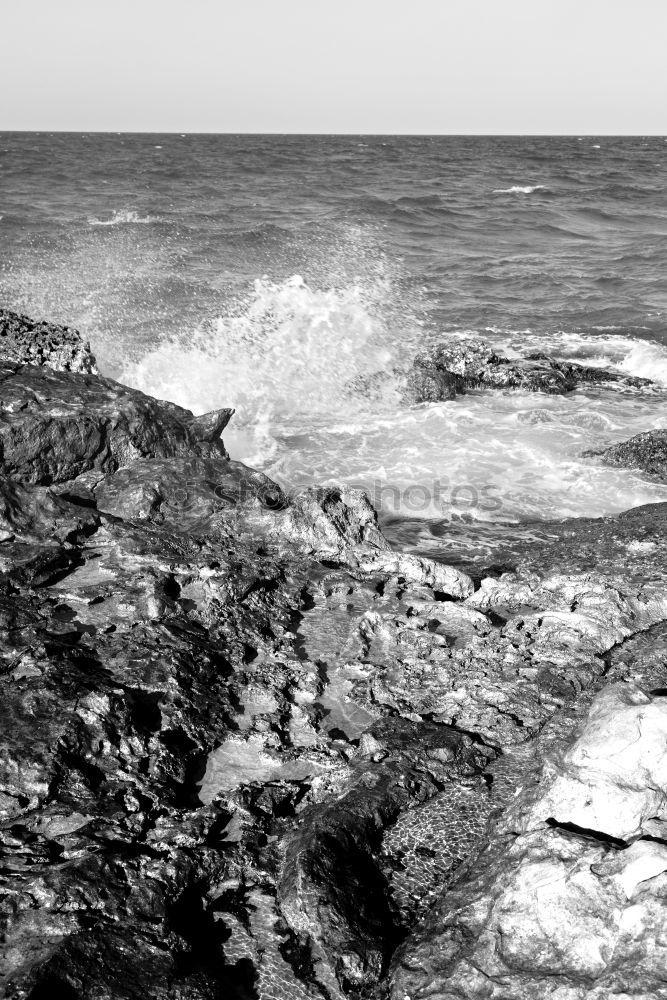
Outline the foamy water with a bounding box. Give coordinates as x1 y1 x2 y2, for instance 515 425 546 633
122 272 667 524
88 209 155 226
123 273 405 465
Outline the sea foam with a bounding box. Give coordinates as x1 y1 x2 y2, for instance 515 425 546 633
122 273 404 468
121 285 667 523
619 340 667 387
492 185 548 194
88 209 154 227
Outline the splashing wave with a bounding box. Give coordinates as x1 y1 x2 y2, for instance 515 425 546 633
122 273 410 467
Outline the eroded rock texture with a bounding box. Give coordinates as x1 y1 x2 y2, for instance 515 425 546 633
405 338 653 402
0 314 666 1000
0 310 98 374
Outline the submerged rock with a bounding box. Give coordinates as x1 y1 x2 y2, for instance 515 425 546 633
405 338 653 401
585 427 667 480
0 308 98 374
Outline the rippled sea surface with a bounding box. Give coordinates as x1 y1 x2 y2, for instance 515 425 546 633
1 134 666 558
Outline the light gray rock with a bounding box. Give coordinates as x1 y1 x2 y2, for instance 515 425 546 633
506 683 667 842
390 685 667 1000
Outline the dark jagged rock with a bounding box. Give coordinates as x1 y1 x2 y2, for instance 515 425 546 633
405 339 654 401
1 311 667 1000
278 720 489 995
186 407 235 442
585 428 667 480
0 361 231 485
0 309 98 374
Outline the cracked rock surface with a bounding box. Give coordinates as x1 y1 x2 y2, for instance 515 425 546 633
389 684 667 1000
1 314 666 1000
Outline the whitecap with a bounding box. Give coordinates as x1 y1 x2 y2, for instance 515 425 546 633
88 209 154 226
492 185 548 195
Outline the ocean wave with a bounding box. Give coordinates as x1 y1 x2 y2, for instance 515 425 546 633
619 340 667 387
492 185 548 195
394 194 443 207
120 301 667 523
121 272 407 468
88 209 155 227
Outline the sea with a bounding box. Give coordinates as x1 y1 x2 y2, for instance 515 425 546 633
1 133 666 564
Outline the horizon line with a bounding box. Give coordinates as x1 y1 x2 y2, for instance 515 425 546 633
1 129 666 138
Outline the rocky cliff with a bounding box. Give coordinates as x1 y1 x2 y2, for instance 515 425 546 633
1 311 666 1000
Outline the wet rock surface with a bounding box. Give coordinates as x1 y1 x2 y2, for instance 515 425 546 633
0 361 232 485
404 338 654 402
1 315 666 999
586 427 667 481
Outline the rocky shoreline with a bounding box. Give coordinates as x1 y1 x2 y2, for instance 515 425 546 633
1 310 666 1000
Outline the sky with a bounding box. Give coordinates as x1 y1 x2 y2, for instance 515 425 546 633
2 0 666 133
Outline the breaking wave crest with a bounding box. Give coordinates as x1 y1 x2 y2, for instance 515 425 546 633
88 209 155 226
493 185 548 195
618 340 667 387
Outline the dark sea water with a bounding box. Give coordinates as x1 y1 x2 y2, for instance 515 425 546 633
1 133 666 559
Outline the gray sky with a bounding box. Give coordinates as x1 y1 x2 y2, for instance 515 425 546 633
3 0 666 133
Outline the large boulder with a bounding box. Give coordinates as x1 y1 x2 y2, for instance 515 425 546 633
403 363 458 403
0 361 233 485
